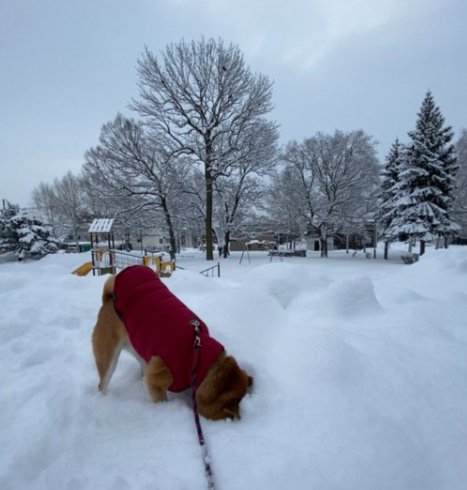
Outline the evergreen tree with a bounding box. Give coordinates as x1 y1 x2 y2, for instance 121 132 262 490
453 130 467 237
0 202 59 260
0 201 20 253
378 139 406 258
387 91 459 254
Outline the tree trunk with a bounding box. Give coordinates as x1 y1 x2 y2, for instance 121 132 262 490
204 136 214 261
320 224 329 257
161 197 177 260
223 229 230 258
384 241 389 260
420 240 426 255
74 222 80 251
320 237 328 257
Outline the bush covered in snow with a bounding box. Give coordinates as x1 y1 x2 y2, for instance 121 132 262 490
0 200 59 260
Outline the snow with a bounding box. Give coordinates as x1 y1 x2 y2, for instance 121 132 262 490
1 247 467 490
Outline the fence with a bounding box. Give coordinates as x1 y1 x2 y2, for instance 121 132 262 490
91 249 220 278
91 249 145 276
199 262 221 278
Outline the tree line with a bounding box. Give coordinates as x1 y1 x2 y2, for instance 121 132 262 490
8 38 466 261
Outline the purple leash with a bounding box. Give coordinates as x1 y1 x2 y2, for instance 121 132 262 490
190 319 216 490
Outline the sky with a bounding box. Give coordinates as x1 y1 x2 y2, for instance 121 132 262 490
1 0 466 207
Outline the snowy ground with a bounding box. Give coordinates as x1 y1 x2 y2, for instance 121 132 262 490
1 246 467 490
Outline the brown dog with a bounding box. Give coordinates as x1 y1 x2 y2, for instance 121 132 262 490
92 265 252 420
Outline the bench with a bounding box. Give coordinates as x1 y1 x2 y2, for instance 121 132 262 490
401 253 419 264
268 249 306 257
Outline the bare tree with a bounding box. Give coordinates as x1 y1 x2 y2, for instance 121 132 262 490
280 130 380 257
170 167 208 251
214 119 278 257
48 172 88 246
31 182 63 238
33 171 97 245
280 139 317 229
131 38 275 260
267 166 306 245
83 114 187 259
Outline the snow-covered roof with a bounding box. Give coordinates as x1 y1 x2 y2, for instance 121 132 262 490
88 218 114 233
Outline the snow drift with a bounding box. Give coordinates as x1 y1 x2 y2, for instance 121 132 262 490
0 248 466 490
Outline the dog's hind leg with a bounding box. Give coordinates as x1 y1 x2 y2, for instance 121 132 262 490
92 303 127 394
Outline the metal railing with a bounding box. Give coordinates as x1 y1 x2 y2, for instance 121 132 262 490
111 250 146 269
91 249 220 278
91 249 145 276
199 262 221 278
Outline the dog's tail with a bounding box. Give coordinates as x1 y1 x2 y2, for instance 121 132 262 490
102 275 116 304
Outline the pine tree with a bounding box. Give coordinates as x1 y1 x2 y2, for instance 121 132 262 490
453 130 467 237
0 202 59 260
0 201 20 253
378 139 406 258
387 91 459 254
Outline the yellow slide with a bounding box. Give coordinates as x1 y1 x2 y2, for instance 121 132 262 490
72 262 93 276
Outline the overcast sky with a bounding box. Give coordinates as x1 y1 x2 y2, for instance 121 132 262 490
1 0 466 207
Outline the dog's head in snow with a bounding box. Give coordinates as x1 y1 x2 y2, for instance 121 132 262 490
197 353 253 420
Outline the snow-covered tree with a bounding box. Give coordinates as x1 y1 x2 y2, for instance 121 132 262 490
131 38 276 260
213 119 278 257
386 91 459 254
53 172 89 245
267 166 305 244
0 201 59 260
279 130 380 257
453 129 467 237
0 200 20 253
84 115 187 259
32 172 90 244
14 214 60 260
378 139 406 258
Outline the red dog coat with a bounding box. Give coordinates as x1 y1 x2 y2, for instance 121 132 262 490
113 265 224 392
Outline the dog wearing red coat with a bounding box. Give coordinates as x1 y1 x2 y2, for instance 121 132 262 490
92 265 252 420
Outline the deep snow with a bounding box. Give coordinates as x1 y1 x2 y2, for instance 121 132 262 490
1 247 466 490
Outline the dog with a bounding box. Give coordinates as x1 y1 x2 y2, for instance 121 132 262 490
92 265 252 420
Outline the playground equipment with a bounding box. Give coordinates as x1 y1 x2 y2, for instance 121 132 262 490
239 240 276 264
72 261 93 276
71 219 177 277
89 218 116 276
72 249 176 277
153 255 176 277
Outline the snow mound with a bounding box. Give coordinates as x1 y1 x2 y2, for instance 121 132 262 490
416 247 467 273
1 248 467 490
243 263 327 308
311 275 383 319
456 257 467 273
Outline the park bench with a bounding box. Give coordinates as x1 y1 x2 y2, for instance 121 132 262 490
400 253 419 264
268 249 306 257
